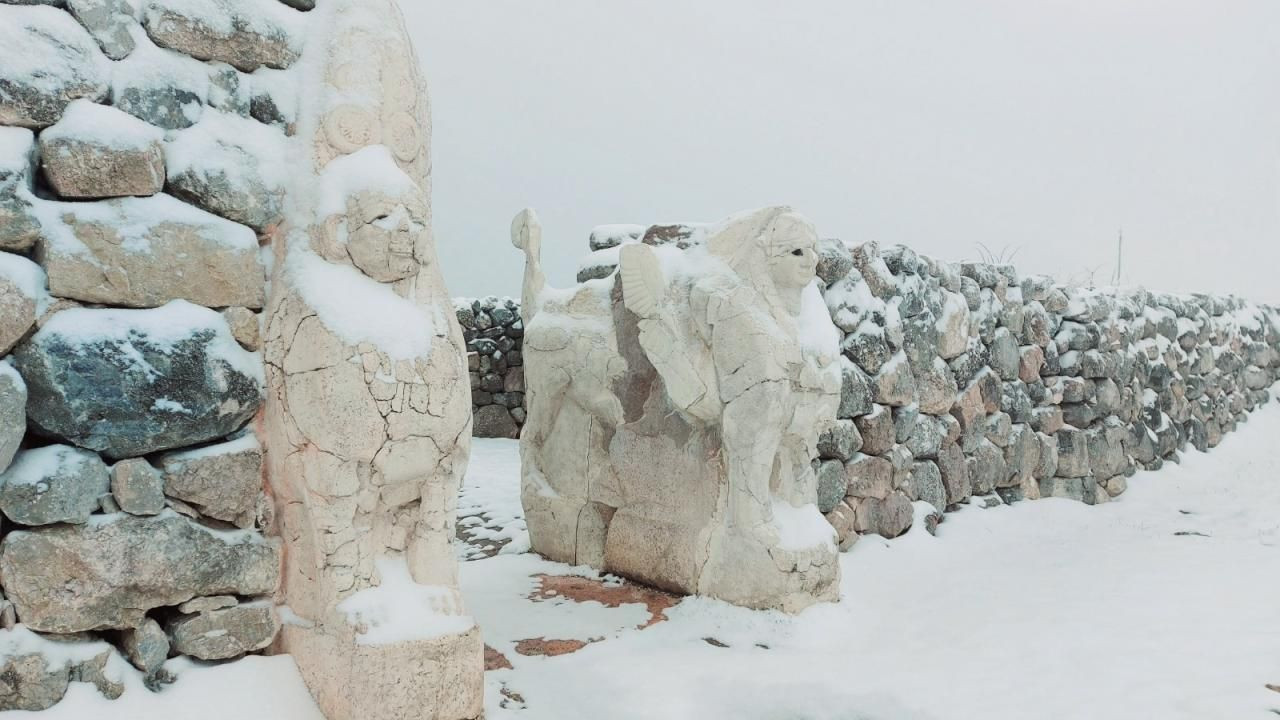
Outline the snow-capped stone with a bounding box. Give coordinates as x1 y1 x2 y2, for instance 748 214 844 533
0 445 109 526
165 110 287 231
842 320 891 375
0 6 111 128
13 301 264 460
165 601 278 660
0 364 24 475
158 434 261 528
0 511 279 632
989 327 1020 381
850 242 895 300
936 290 970 359
110 459 165 516
141 0 304 73
121 618 168 675
33 194 264 309
872 352 915 407
914 357 958 416
111 28 210 130
206 62 250 116
0 252 47 355
66 0 136 59
38 100 165 198
837 358 873 419
247 66 296 128
815 237 853 287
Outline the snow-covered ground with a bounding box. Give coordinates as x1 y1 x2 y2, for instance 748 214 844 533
47 397 1280 719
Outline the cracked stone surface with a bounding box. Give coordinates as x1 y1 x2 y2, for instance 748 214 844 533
261 2 481 718
515 205 842 613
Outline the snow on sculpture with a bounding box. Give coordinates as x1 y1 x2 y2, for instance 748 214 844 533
262 2 482 719
516 206 843 612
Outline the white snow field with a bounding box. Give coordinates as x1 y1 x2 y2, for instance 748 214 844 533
31 394 1280 719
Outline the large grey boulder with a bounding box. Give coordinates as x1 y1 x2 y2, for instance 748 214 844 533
141 0 304 72
0 6 111 128
0 510 279 632
165 111 287 231
66 0 136 59
0 445 109 525
158 434 261 527
34 194 264 309
0 364 24 474
13 301 264 460
165 600 278 660
38 100 166 198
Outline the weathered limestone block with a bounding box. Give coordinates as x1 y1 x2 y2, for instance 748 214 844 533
13 301 264 459
166 601 278 660
0 444 109 526
0 364 24 474
222 306 261 351
141 0 304 72
0 511 279 632
165 111 287 231
263 4 482 718
0 252 44 356
66 0 136 59
34 194 264 308
159 434 262 527
0 6 111 128
39 100 165 198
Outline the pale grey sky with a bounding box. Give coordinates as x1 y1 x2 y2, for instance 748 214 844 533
400 0 1280 303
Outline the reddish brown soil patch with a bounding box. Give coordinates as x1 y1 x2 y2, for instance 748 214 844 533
484 644 513 671
528 574 681 629
513 637 590 657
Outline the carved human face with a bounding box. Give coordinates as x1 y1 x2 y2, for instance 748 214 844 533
766 214 819 291
347 194 429 283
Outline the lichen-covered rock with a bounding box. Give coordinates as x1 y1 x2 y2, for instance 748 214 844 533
815 237 853 286
158 434 261 527
121 618 168 674
0 650 70 712
853 404 894 456
141 0 304 73
13 301 264 460
111 33 210 130
165 601 278 660
0 6 111 128
110 458 165 516
38 100 165 198
1055 427 1090 479
815 460 847 514
837 358 873 418
905 460 946 513
165 111 287 231
0 445 109 526
0 364 25 475
34 194 264 309
817 419 861 462
66 0 136 59
872 352 916 407
0 511 279 632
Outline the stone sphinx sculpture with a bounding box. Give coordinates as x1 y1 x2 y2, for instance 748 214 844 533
516 206 843 612
262 2 481 718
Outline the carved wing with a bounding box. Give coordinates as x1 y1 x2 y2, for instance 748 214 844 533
619 243 665 319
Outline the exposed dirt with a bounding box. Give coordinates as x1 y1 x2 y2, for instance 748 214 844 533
528 573 682 630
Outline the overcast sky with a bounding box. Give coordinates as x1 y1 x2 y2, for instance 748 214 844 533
400 0 1280 304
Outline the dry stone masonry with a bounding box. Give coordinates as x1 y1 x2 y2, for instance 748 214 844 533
456 296 526 438
510 217 1280 584
0 0 482 717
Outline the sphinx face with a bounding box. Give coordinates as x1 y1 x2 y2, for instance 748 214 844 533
347 196 429 283
766 213 819 292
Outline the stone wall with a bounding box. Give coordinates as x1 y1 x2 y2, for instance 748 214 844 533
0 0 308 710
510 222 1280 547
456 296 526 438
